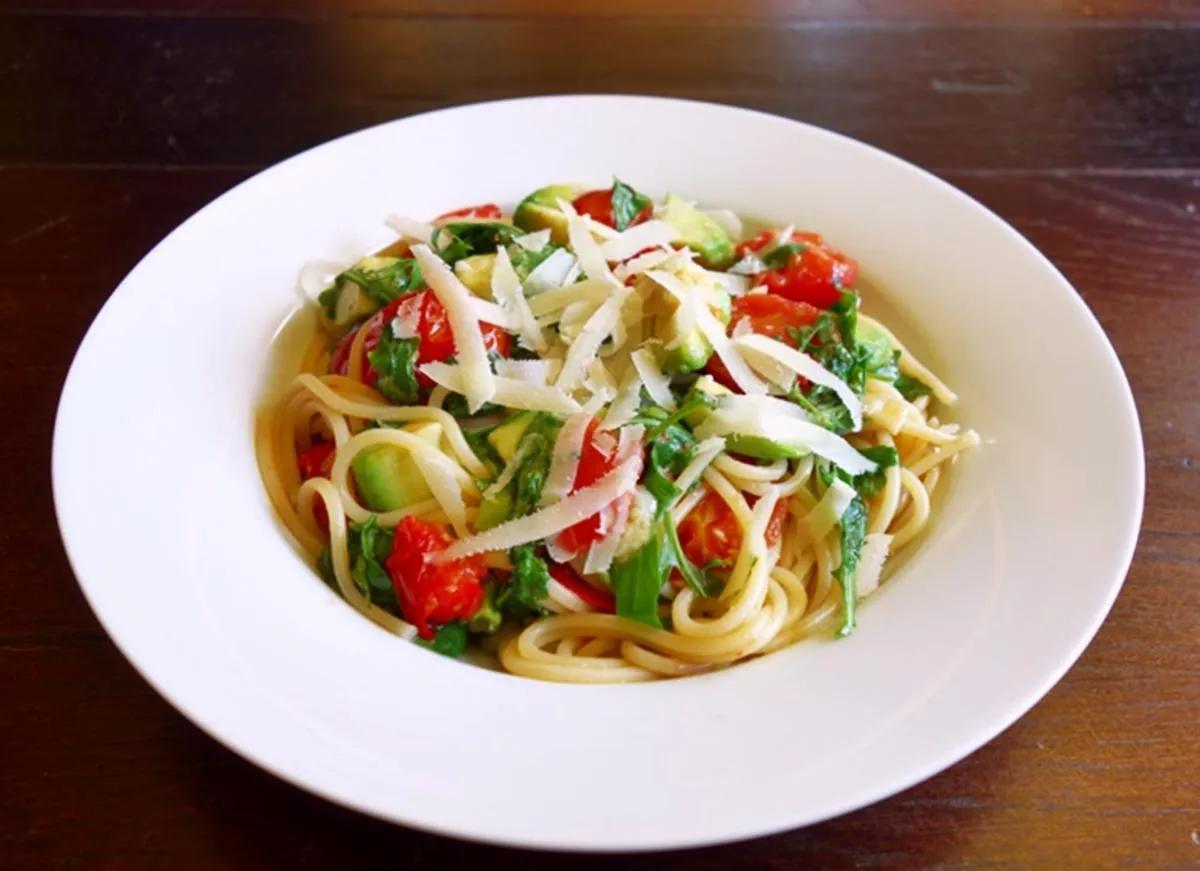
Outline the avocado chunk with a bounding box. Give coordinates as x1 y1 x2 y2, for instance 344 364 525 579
467 581 503 634
682 375 732 428
475 486 514 531
649 274 730 374
487 411 538 463
660 194 735 269
453 253 496 299
726 434 809 461
513 184 581 245
351 443 433 512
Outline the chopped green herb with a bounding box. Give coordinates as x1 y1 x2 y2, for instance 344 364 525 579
610 178 652 231
834 496 868 637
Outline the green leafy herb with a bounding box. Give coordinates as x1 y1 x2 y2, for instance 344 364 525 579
663 511 721 598
610 179 651 231
432 222 522 265
418 620 469 657
895 373 933 401
833 496 868 637
852 445 899 499
642 423 696 507
760 241 807 271
317 286 339 320
609 527 670 627
338 257 422 306
498 544 551 620
365 329 420 405
440 392 502 419
509 242 560 279
347 516 397 613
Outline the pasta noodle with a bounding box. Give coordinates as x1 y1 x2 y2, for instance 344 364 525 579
255 185 977 682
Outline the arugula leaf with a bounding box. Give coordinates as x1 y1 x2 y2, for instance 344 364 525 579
610 179 651 231
509 242 560 279
440 392 503 419
338 257 422 306
852 445 899 499
347 517 397 612
432 221 522 265
317 286 339 320
642 423 696 507
834 496 868 637
760 241 807 271
418 620 469 657
609 528 669 627
895 373 933 401
789 383 855 435
365 329 420 405
663 511 721 598
498 544 551 620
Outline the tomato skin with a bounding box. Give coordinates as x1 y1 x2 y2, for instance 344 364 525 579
554 420 619 554
386 516 487 639
343 290 510 386
297 441 335 480
705 294 820 391
571 188 652 229
435 203 503 222
676 491 789 569
735 229 856 310
548 563 615 613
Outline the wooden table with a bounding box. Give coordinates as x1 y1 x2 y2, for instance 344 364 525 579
3 1 1197 866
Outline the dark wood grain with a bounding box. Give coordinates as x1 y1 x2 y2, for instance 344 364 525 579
2 1 1198 868
3 12 1200 171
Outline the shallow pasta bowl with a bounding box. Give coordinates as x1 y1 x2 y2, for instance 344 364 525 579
52 95 1143 851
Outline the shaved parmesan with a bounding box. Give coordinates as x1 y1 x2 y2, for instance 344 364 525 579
420 362 581 414
708 270 750 296
513 229 551 251
631 347 674 409
802 478 858 542
694 395 876 476
491 246 546 352
613 247 672 282
412 245 495 412
555 286 632 391
737 332 863 429
672 436 725 496
390 295 423 339
599 220 678 262
527 279 611 317
435 455 643 561
540 413 591 507
856 533 892 598
601 371 643 431
494 358 558 384
583 492 631 575
729 254 766 276
470 297 520 330
695 304 770 394
567 216 620 287
384 215 433 244
523 247 578 295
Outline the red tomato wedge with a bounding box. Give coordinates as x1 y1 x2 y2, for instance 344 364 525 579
386 516 488 639
705 294 820 391
736 229 857 309
435 203 503 222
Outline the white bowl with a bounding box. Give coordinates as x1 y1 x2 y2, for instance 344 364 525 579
52 96 1143 851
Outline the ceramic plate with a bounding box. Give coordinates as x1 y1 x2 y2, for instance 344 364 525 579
53 96 1143 851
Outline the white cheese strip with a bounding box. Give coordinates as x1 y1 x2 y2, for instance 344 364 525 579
601 370 643 431
630 347 674 409
412 244 495 412
491 246 547 351
583 492 631 576
435 455 643 562
802 478 858 542
419 362 581 414
599 220 678 262
494 357 558 385
523 247 578 294
513 229 551 251
695 304 770 395
736 332 864 430
613 247 673 282
694 395 876 476
708 270 750 296
555 286 632 391
470 297 521 330
384 215 433 244
540 412 591 507
729 254 767 276
527 279 612 317
856 533 892 598
567 215 620 286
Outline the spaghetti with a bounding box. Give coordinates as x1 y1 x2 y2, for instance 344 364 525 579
256 182 978 682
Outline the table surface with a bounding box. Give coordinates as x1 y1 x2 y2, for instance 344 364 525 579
3 1 1198 867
